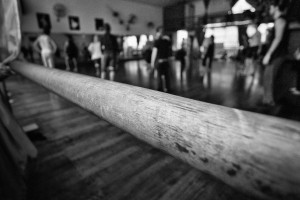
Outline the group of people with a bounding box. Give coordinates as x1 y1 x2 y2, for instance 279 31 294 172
31 23 119 78
26 0 300 107
88 24 119 77
236 0 300 106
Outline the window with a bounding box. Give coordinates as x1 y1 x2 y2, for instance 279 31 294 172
138 35 147 50
176 30 188 49
232 0 255 14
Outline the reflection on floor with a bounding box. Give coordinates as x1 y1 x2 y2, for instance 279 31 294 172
70 58 300 122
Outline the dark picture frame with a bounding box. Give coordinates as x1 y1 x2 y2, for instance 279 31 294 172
69 16 80 31
36 13 51 30
95 18 104 31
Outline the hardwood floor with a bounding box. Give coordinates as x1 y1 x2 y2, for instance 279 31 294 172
6 66 258 199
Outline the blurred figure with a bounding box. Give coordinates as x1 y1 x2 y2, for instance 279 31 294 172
64 35 78 72
290 48 300 95
202 35 215 71
175 42 187 80
262 0 290 105
244 23 261 76
142 40 153 68
33 28 57 68
88 35 102 77
101 23 119 75
81 43 90 62
27 37 35 62
151 26 172 92
20 35 34 62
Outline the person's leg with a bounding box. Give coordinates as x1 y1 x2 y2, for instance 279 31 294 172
72 58 78 72
263 57 285 104
163 61 171 92
202 55 207 66
102 54 108 72
208 56 213 70
94 59 100 76
47 53 55 68
157 63 163 91
107 53 113 70
112 53 117 70
297 62 300 90
180 59 184 80
65 56 71 71
291 61 300 95
41 52 48 67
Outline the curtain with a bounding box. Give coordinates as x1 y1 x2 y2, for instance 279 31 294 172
0 0 21 64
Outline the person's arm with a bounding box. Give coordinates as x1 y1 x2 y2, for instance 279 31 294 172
49 37 57 53
151 47 158 68
257 32 262 55
0 64 12 81
263 18 287 65
88 43 93 53
64 41 68 55
32 37 40 53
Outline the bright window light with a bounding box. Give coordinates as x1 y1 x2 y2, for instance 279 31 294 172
138 35 148 49
126 36 138 49
246 24 257 37
204 26 239 48
176 30 188 49
149 35 154 41
232 0 255 14
258 23 274 43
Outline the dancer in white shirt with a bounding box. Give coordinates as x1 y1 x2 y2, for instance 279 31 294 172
88 35 102 77
33 28 57 68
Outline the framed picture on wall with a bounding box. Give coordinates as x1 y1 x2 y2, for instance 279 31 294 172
95 18 104 31
36 13 51 30
69 16 80 31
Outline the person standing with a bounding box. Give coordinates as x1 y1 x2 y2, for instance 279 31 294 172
262 0 290 105
202 35 215 71
88 35 102 77
101 23 119 76
64 35 78 72
244 24 262 76
33 28 57 68
151 26 173 92
175 42 187 80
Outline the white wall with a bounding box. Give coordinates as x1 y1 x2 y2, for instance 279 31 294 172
21 0 162 35
189 0 231 17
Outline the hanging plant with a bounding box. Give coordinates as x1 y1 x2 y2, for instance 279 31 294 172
53 3 67 22
147 21 154 29
203 0 210 9
119 19 124 25
112 11 119 18
128 14 137 24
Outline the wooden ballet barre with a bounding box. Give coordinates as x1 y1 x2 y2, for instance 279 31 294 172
10 60 300 200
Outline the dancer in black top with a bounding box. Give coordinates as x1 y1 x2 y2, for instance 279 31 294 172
176 42 187 80
151 27 172 92
101 23 119 75
262 0 290 105
202 35 215 71
64 35 78 72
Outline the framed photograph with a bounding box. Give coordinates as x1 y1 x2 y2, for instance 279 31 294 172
69 16 80 31
95 18 104 31
36 13 51 29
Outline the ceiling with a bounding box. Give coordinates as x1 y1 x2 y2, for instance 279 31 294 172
121 0 262 8
122 0 194 7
